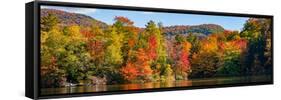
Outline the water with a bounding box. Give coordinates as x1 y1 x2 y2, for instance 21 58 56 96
41 75 272 96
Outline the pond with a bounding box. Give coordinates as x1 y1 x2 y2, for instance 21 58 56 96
41 75 272 96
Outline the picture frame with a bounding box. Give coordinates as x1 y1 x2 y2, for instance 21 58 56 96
26 1 273 99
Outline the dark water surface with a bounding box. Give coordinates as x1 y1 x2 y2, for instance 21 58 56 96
41 75 272 96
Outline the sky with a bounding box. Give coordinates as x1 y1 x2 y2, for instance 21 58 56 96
41 6 250 31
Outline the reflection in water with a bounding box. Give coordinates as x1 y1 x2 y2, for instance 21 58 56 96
41 75 271 96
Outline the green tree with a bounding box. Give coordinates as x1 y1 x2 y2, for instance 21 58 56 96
216 43 242 76
41 14 59 32
60 25 89 83
240 18 272 75
186 33 201 55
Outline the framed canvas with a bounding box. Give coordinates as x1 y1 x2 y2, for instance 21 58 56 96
26 1 273 99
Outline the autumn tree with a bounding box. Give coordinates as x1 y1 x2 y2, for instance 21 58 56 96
102 26 125 84
40 14 66 87
190 35 222 78
59 25 91 83
135 48 153 81
120 48 153 82
114 16 139 63
240 18 272 75
169 34 192 80
145 21 170 81
81 23 106 81
216 38 248 76
121 62 138 81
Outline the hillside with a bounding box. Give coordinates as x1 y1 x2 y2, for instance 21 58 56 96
163 24 225 36
41 9 224 36
41 9 108 28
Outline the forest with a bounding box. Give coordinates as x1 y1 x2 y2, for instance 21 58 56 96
40 10 272 88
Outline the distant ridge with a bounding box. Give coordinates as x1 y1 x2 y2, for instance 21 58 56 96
163 24 225 36
41 9 108 28
41 9 225 36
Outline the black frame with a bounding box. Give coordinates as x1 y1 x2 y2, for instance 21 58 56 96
26 1 274 99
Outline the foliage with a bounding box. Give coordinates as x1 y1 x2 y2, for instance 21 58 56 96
240 18 272 75
40 11 272 88
164 24 225 36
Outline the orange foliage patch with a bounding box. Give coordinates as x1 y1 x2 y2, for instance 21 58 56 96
121 62 138 81
114 16 134 26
